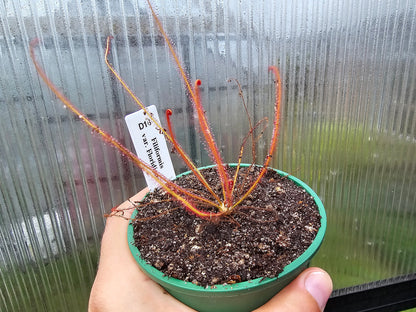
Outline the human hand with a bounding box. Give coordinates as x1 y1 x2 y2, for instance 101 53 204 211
89 189 332 312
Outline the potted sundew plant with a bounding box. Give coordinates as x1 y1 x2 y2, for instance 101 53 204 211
30 1 326 311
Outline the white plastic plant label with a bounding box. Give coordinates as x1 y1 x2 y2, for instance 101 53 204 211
125 105 176 191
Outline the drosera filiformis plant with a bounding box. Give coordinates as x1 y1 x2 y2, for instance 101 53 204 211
29 0 282 221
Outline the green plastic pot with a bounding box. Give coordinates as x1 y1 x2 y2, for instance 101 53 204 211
127 164 327 312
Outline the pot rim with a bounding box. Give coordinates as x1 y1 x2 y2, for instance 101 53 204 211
127 163 327 293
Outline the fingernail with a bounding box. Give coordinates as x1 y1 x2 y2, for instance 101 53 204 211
304 271 332 311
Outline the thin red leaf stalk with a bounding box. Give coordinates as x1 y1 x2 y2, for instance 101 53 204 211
29 1 282 220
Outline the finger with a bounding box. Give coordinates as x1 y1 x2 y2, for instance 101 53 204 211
98 188 149 270
90 188 195 311
255 267 333 312
108 187 150 219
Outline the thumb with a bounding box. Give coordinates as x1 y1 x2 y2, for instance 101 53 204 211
255 267 333 312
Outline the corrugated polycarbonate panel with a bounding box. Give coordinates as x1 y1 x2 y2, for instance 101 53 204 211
0 0 415 310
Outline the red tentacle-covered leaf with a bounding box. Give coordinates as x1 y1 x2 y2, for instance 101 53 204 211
232 66 282 209
165 109 223 206
146 0 232 208
30 39 222 219
194 79 232 208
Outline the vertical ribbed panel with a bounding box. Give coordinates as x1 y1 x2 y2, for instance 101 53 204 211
0 0 415 310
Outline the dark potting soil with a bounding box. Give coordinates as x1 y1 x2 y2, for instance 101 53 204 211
132 166 321 287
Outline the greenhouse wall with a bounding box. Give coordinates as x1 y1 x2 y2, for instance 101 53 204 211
0 0 415 310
